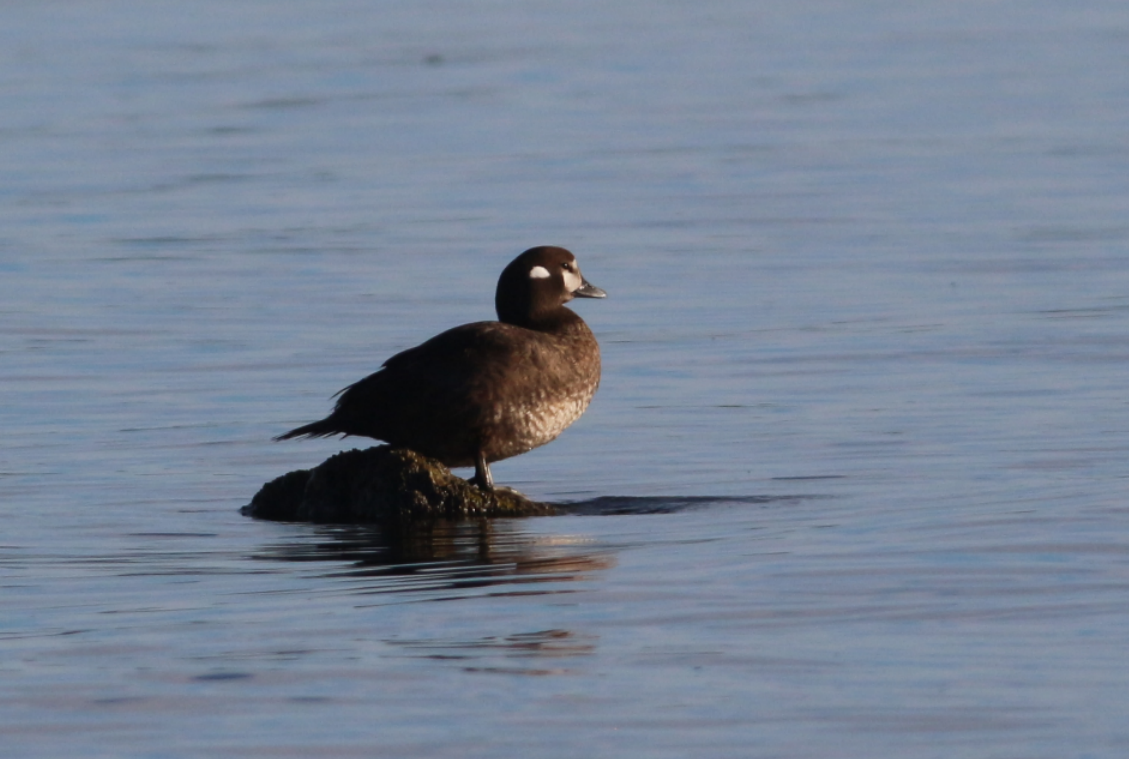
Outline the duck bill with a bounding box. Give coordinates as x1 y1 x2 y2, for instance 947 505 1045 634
574 279 607 298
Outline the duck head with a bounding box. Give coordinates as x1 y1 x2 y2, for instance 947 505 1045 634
495 246 606 329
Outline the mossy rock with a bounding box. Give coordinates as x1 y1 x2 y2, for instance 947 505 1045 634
242 445 557 523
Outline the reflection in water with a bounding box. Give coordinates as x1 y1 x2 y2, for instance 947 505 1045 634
249 519 618 673
247 495 800 674
248 495 800 598
251 518 616 598
251 519 615 674
388 628 599 676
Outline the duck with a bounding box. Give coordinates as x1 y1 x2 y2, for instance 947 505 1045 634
276 246 605 490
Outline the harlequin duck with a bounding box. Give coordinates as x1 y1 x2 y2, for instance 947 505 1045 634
276 246 605 490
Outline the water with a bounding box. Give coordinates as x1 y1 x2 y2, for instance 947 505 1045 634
3 0 1129 756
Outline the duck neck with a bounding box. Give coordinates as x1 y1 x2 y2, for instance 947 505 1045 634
501 305 584 334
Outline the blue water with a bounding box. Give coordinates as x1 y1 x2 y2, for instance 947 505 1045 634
4 1 1129 756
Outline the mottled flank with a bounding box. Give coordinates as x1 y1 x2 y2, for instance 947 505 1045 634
243 446 557 523
497 385 598 460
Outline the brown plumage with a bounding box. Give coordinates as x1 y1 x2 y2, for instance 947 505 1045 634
276 246 605 490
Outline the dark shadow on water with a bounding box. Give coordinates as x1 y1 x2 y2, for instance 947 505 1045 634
556 493 809 516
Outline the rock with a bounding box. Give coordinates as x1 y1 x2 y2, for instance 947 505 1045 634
242 445 557 523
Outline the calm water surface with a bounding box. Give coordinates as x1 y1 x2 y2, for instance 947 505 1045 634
3 1 1129 756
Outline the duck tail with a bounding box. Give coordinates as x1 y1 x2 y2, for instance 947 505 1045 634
273 418 341 441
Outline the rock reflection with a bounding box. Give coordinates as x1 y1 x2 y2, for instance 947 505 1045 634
252 519 615 597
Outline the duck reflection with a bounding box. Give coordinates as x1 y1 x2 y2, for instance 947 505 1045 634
251 518 615 597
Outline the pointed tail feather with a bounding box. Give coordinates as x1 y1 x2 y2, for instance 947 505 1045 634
273 418 342 441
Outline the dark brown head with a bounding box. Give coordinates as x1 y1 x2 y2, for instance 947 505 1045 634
495 246 606 329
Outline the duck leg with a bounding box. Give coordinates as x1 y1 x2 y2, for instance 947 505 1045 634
471 451 494 491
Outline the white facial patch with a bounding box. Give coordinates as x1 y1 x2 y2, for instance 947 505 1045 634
563 267 583 292
530 265 551 279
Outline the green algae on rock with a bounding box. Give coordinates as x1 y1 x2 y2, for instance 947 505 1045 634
242 445 557 523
